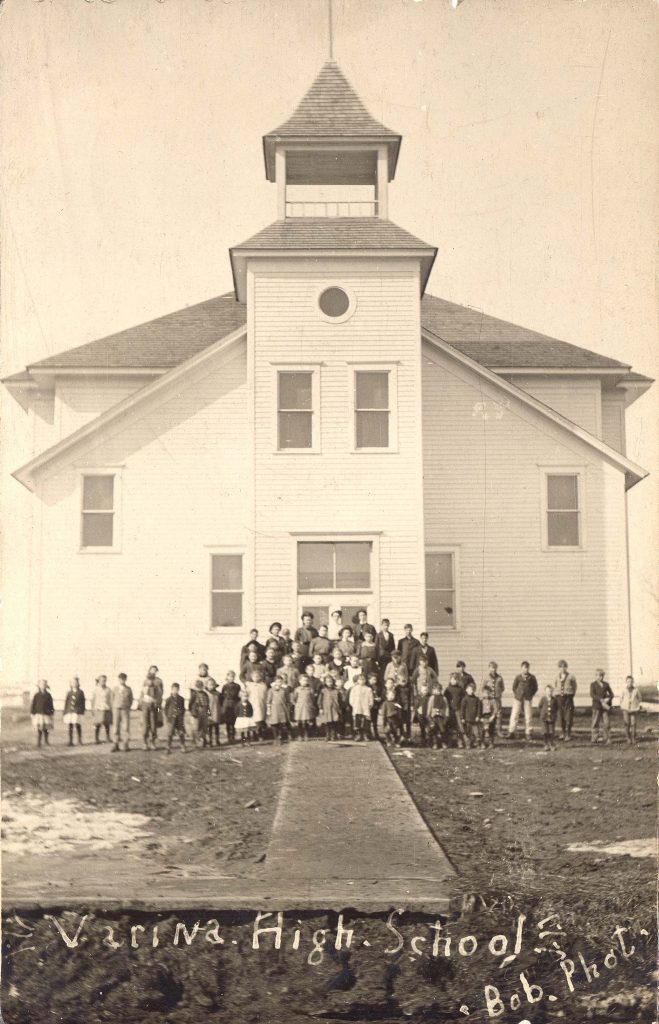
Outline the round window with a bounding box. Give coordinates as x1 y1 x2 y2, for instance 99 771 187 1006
318 286 350 319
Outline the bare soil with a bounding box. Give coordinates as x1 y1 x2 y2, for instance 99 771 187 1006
1 713 656 1023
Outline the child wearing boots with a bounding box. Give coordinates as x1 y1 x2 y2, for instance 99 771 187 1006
459 681 483 749
268 676 292 744
92 675 113 743
63 677 86 746
31 680 54 747
349 673 374 741
221 670 241 743
427 682 449 749
382 682 403 746
537 684 559 752
319 676 342 741
235 693 255 745
164 683 186 753
293 677 316 741
619 675 642 745
207 679 222 747
138 675 160 750
189 678 211 748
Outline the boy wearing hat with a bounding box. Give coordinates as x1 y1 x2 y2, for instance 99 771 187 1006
397 624 420 675
555 659 577 741
508 661 538 741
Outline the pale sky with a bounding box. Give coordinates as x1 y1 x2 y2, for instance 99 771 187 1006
1 0 657 678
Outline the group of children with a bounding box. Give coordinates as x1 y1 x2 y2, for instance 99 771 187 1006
29 614 645 753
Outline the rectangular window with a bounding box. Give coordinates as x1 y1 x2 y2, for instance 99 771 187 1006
298 541 371 592
546 474 581 547
210 553 243 628
278 371 313 449
81 474 115 548
355 370 390 449
425 550 457 629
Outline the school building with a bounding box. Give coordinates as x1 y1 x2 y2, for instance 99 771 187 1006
4 62 652 700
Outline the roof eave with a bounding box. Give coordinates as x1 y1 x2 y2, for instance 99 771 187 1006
230 244 436 302
263 134 402 182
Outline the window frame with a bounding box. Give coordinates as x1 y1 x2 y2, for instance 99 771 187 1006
297 539 373 594
316 282 357 324
349 363 399 453
289 532 381 628
274 364 321 454
79 469 122 554
208 548 246 633
424 546 460 632
540 467 586 552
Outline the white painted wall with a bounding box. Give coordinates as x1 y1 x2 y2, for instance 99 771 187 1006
512 376 602 437
249 257 426 637
422 341 631 701
601 392 626 454
28 345 250 700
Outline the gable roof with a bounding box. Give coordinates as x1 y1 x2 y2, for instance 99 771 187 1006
263 62 401 181
421 295 630 371
5 290 639 379
12 317 647 493
229 218 437 299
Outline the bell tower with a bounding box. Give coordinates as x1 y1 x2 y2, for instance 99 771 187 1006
262 61 400 222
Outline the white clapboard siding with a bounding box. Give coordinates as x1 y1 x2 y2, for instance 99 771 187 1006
250 260 426 635
30 347 251 696
601 393 626 454
57 379 156 438
422 342 630 698
512 376 602 437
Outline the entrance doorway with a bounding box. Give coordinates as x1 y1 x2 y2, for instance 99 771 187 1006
296 538 377 634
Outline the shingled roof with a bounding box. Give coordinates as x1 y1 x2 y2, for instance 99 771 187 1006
4 290 636 378
263 62 401 180
421 295 630 371
230 218 437 299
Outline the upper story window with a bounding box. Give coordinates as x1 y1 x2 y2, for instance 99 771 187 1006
352 367 397 451
544 472 582 548
276 368 320 452
81 472 118 551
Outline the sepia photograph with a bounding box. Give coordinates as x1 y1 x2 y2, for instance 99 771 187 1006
1 1 657 1021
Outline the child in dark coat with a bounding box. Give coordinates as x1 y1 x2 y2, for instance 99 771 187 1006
189 679 210 748
164 683 186 753
319 678 342 741
235 694 254 745
537 685 559 751
427 683 449 749
459 682 483 749
221 670 241 743
382 683 403 746
31 680 54 747
63 678 86 746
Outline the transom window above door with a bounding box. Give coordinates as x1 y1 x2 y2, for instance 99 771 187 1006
297 541 372 592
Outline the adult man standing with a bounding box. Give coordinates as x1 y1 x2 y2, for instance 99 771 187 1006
508 661 538 741
375 618 396 672
411 632 439 675
397 624 420 675
590 668 614 745
555 659 577 741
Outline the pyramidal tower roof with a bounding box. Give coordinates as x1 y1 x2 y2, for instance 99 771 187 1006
263 61 401 181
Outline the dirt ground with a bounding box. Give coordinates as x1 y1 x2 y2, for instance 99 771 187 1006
1 711 656 1023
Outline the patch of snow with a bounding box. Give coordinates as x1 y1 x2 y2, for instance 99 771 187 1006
1 795 153 855
567 838 655 859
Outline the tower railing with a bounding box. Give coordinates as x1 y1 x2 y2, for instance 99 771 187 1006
285 200 378 218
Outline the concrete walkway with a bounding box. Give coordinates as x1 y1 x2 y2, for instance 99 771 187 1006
259 740 455 910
